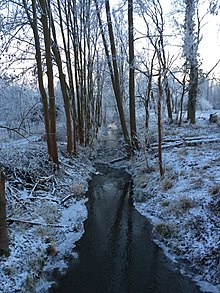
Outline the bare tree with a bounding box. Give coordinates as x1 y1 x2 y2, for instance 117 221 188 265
137 0 173 123
94 0 132 152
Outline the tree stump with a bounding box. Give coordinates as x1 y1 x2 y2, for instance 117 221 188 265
0 167 9 256
209 113 218 123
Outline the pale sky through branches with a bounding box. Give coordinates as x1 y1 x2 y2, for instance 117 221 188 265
111 0 220 75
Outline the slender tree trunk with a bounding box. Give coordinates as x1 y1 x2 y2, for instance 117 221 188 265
71 1 84 145
145 97 150 129
164 79 173 123
60 0 78 153
187 64 198 124
0 168 9 256
178 73 187 127
128 0 138 149
145 50 156 129
39 0 59 166
101 0 131 151
158 75 163 177
23 0 52 158
50 9 73 155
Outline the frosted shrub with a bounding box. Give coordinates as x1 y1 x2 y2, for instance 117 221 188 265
197 98 213 111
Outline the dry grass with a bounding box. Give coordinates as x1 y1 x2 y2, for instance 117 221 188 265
179 170 185 176
163 178 173 190
153 222 175 239
178 148 188 156
139 164 156 174
145 131 156 146
165 196 196 215
190 177 204 188
71 181 85 195
134 191 148 202
209 184 220 196
135 174 148 189
24 275 35 292
40 204 60 224
46 244 57 256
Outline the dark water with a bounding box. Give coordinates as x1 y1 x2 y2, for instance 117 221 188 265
50 164 202 293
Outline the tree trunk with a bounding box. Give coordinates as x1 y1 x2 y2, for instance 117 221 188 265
187 64 198 124
23 0 52 158
50 10 73 155
0 168 9 256
59 0 78 153
39 0 59 166
164 79 173 123
158 75 163 177
128 0 138 149
178 73 187 127
104 0 131 151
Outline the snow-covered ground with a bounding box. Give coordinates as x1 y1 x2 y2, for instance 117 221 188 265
0 111 219 292
129 111 220 293
0 137 95 292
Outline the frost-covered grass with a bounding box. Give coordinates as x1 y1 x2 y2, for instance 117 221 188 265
129 111 220 293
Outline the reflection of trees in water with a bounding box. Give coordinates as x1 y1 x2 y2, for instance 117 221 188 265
52 166 202 293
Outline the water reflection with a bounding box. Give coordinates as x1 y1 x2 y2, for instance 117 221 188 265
51 164 201 293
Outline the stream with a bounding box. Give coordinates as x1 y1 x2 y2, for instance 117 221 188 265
50 130 203 293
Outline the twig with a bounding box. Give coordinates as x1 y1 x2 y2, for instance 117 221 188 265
64 170 76 178
61 194 74 204
0 125 27 138
30 181 38 196
52 182 56 195
29 175 54 196
6 184 21 202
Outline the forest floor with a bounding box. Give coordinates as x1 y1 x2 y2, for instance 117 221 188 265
0 137 95 292
130 112 220 293
0 111 219 292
